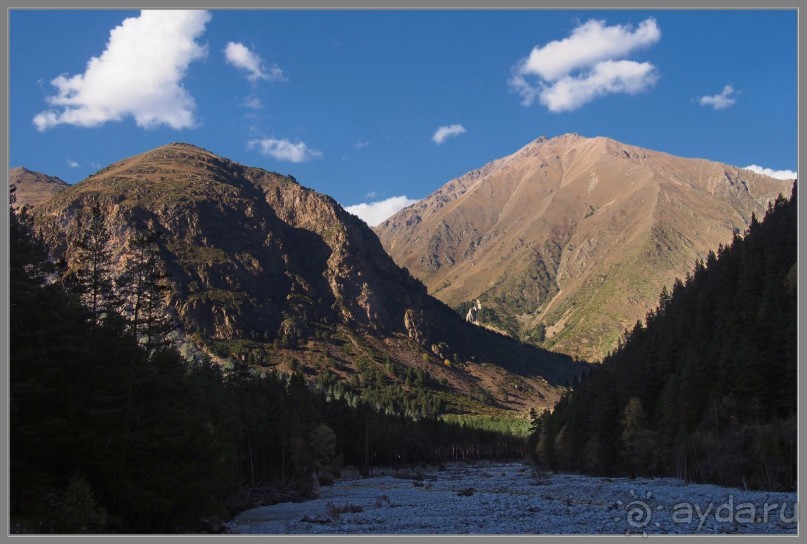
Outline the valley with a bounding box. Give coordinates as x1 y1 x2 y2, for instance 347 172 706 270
8 8 797 536
10 138 796 535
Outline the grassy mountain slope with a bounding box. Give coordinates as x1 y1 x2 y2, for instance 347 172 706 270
375 133 793 361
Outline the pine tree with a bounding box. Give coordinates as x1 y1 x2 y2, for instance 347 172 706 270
620 396 648 472
118 226 172 355
66 199 118 332
10 205 52 289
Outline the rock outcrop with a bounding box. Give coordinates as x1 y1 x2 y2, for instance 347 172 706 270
27 143 587 414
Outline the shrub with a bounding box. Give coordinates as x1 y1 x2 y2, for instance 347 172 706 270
326 502 364 519
56 475 107 534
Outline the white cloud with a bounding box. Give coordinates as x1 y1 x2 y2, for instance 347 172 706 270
90 162 102 169
364 190 377 199
34 10 211 131
699 85 737 110
510 18 660 112
344 195 419 227
243 96 263 109
224 42 284 82
522 18 660 81
67 160 80 168
538 60 659 113
355 140 369 150
742 164 797 180
432 124 466 144
248 138 323 163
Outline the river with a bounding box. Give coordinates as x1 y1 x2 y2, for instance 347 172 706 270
227 461 797 535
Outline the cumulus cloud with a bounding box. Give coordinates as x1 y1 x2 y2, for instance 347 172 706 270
248 138 323 162
432 124 466 144
520 18 660 81
743 164 797 180
67 160 80 168
224 42 285 82
344 195 419 227
699 85 737 110
510 18 660 112
538 60 658 113
34 10 211 131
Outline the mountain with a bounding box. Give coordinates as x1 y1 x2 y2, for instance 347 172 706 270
535 185 797 490
9 166 68 210
374 134 794 361
29 143 586 421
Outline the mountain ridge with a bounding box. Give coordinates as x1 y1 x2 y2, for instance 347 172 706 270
26 142 586 420
374 133 793 361
10 166 69 210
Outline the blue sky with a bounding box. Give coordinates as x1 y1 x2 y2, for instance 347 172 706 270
10 9 797 225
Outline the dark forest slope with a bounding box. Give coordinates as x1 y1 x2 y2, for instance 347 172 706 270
10 207 527 534
534 183 797 491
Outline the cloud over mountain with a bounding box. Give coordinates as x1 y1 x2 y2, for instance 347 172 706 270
510 18 660 112
743 164 796 180
248 138 323 162
345 195 418 226
34 10 211 131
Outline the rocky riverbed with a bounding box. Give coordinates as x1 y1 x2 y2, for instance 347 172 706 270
227 461 797 535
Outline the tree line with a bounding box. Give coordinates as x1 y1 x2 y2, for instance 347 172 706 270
10 199 525 534
531 184 797 491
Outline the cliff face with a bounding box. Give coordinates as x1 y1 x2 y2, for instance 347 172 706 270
30 143 586 415
375 134 794 361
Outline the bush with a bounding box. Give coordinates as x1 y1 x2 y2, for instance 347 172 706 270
326 502 364 519
56 475 107 534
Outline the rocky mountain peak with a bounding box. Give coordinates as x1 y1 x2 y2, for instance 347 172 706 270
10 166 69 210
375 134 793 361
